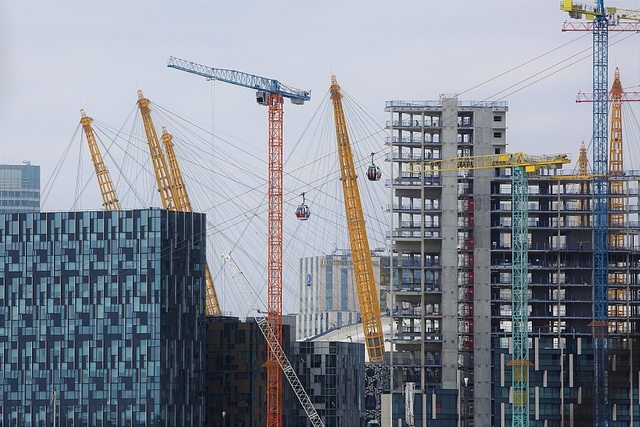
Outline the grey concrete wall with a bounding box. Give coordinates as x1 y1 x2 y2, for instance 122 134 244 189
472 108 505 427
440 97 460 389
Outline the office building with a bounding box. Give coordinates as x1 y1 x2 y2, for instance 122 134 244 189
298 251 389 340
385 97 640 427
0 209 206 427
0 163 40 213
293 341 365 427
206 316 269 427
206 315 366 427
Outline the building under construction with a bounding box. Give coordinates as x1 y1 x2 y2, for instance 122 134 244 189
384 97 640 427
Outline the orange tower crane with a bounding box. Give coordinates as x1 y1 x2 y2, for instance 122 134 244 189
329 75 384 362
576 68 640 248
161 127 222 315
608 68 625 248
167 57 310 427
80 109 121 211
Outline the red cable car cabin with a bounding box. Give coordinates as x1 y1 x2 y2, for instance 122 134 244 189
367 152 381 181
296 204 310 220
367 165 381 181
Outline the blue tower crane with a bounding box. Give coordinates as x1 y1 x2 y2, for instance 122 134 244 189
168 56 310 427
561 1 609 425
563 3 640 425
167 57 310 104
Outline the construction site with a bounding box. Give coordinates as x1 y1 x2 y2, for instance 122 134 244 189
2 1 640 427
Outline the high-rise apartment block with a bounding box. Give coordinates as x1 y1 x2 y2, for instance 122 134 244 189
0 209 207 427
0 163 40 213
385 97 640 427
298 251 389 340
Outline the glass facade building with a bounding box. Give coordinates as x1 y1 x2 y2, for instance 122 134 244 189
298 252 389 340
293 341 365 427
0 163 40 214
0 208 206 427
206 315 298 427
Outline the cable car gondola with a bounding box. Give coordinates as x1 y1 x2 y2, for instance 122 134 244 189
367 152 382 181
295 192 310 220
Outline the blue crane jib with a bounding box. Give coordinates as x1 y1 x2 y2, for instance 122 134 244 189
167 56 311 104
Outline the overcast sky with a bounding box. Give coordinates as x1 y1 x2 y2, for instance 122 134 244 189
3 0 640 320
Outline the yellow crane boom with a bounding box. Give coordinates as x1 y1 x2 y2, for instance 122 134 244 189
161 127 221 315
329 75 384 362
409 152 570 173
161 127 191 211
80 109 121 211
137 90 177 210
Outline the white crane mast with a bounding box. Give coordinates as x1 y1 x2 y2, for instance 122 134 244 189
405 382 415 427
221 253 325 427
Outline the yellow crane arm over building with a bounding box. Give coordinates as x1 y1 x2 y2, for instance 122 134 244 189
329 75 384 362
80 109 121 211
411 152 570 173
161 127 221 315
409 152 570 427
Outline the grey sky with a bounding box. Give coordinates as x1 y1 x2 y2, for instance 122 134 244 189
3 0 640 318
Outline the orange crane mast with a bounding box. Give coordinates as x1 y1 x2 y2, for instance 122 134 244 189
329 75 384 362
80 109 121 211
161 126 221 316
608 68 625 249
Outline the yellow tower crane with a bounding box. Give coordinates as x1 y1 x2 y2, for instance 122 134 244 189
161 126 221 315
80 109 121 211
329 75 384 362
137 91 221 316
577 142 590 226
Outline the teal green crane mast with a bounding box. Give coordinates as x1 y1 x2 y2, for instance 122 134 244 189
508 166 532 427
409 152 570 427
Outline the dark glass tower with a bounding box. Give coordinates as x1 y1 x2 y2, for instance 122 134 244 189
0 209 206 427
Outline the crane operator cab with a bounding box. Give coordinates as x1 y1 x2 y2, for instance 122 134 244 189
296 192 311 220
367 153 382 181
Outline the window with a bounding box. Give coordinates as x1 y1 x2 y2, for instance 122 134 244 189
494 115 502 122
494 132 502 138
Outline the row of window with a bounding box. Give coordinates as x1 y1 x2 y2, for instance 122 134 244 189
0 190 39 198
